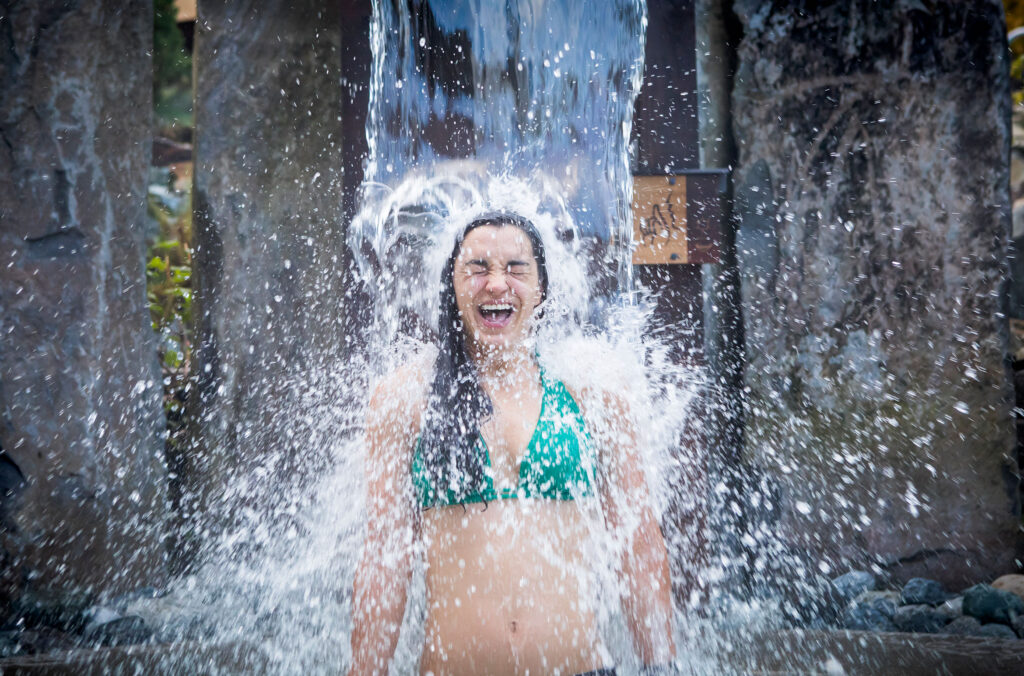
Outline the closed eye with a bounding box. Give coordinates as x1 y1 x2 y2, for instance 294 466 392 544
507 260 530 275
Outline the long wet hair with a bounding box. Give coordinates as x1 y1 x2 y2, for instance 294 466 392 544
418 212 549 505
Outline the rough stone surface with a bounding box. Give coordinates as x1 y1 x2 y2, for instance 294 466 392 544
0 0 165 608
189 2 346 537
941 616 984 637
963 584 1024 625
732 0 1020 588
842 591 898 631
901 578 949 606
936 596 963 621
832 570 877 603
892 603 949 634
978 623 1018 639
1012 613 1024 638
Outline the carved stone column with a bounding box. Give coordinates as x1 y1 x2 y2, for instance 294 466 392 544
0 1 166 604
189 1 346 536
732 0 1020 586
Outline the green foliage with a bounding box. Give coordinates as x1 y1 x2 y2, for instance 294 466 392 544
154 0 192 128
146 184 193 407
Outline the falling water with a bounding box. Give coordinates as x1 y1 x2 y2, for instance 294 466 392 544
355 0 647 305
126 1 730 674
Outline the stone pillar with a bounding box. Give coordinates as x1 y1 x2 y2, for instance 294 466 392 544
189 2 346 535
695 0 748 592
732 0 1020 586
0 1 166 604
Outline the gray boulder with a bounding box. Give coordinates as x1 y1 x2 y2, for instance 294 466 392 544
832 570 877 603
901 578 949 606
978 623 1018 639
892 603 949 634
1012 613 1024 638
936 596 963 621
963 584 1024 625
842 591 898 632
942 616 985 636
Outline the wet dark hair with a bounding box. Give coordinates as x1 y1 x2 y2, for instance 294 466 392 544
418 212 548 505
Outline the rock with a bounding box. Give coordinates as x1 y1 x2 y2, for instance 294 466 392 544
943 616 985 636
962 584 1024 625
992 574 1024 604
832 571 877 603
842 591 899 631
901 578 949 606
732 0 1020 588
978 623 1019 639
892 604 949 633
82 616 152 647
0 0 166 608
936 596 964 621
1012 613 1024 638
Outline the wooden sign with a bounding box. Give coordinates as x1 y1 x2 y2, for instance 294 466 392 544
630 172 724 265
632 175 688 264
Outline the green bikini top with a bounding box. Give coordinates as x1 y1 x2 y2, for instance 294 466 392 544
410 369 596 509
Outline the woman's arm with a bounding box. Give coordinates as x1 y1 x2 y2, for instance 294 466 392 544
349 374 421 675
593 391 677 667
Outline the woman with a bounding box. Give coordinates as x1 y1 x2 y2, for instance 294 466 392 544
350 212 677 675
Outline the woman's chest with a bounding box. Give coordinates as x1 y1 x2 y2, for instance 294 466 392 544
480 388 543 485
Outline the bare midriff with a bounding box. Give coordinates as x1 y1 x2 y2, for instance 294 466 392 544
420 499 608 676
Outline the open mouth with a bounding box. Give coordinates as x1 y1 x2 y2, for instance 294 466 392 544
478 302 515 329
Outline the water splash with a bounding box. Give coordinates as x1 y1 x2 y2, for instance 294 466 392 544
123 1 733 673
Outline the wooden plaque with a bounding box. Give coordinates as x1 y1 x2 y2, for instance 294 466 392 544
632 175 688 264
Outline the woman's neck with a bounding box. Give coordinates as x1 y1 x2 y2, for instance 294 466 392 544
470 342 537 388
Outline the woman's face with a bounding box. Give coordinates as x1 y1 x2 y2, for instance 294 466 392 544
453 224 543 353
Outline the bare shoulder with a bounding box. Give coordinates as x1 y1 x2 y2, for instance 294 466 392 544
367 351 433 427
541 339 641 426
